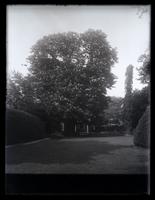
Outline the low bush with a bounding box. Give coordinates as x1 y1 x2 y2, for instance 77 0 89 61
50 131 64 139
95 124 125 132
133 106 150 148
5 108 46 145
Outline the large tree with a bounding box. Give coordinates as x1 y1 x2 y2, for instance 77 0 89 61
7 29 118 136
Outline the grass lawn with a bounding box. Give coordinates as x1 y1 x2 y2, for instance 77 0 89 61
5 135 150 174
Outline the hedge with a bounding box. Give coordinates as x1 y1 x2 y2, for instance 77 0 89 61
5 108 46 145
133 106 150 148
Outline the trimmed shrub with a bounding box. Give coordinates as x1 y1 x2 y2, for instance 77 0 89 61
50 131 64 139
5 108 46 145
133 106 150 148
23 105 52 135
131 87 149 130
95 124 125 132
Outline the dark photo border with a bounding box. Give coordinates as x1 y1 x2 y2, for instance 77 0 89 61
2 0 152 197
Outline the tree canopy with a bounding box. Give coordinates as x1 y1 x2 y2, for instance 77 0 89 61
17 29 117 124
137 52 150 84
6 71 35 110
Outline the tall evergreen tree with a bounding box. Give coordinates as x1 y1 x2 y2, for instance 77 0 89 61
123 65 134 134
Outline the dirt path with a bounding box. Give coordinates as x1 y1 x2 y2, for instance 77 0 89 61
5 136 150 174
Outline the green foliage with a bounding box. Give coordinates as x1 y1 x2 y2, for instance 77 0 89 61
6 108 46 145
136 6 150 18
134 106 150 148
6 71 35 110
125 65 133 97
137 52 150 84
26 29 117 123
104 96 123 124
6 72 24 109
123 65 134 132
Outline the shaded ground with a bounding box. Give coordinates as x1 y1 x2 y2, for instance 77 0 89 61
5 136 150 174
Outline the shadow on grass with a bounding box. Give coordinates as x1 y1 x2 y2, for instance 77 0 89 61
6 139 133 165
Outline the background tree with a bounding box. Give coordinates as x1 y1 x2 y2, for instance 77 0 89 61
136 6 150 18
123 65 134 134
104 96 124 125
6 71 51 134
132 50 150 148
6 71 35 110
25 29 118 136
130 51 150 131
137 52 150 85
6 71 27 109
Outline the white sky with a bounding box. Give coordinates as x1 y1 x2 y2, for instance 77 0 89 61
7 5 150 97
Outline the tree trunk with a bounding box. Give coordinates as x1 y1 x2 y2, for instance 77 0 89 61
86 124 89 134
